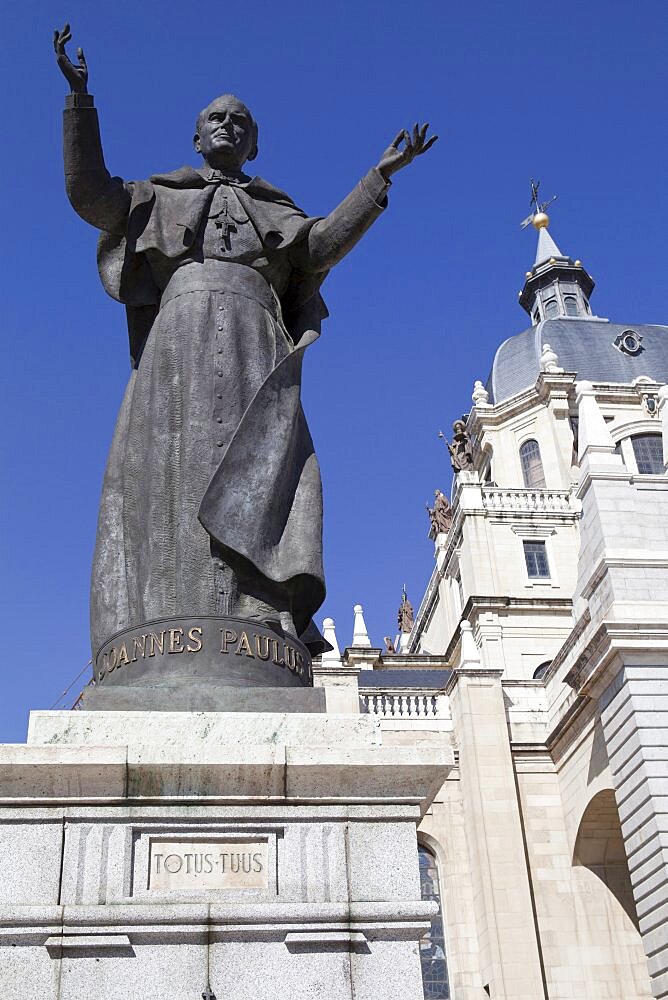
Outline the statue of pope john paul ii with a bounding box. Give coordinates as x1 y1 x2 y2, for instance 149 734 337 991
54 24 437 659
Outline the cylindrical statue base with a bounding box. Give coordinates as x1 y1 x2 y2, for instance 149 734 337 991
95 616 313 689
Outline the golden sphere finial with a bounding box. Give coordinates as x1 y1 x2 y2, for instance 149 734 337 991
532 211 550 230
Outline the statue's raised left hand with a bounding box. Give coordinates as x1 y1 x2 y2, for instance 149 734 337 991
53 23 88 94
377 124 437 180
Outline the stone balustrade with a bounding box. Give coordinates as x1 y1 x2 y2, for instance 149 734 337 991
481 486 575 513
360 690 441 718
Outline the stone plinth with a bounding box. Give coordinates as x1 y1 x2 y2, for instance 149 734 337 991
0 711 452 1000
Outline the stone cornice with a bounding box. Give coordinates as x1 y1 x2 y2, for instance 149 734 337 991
542 607 591 684
0 741 453 810
0 900 439 945
445 666 503 696
563 620 668 699
441 595 573 666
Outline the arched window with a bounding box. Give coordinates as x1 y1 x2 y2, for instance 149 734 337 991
564 295 579 316
520 439 547 488
631 434 664 474
544 298 559 319
418 845 450 998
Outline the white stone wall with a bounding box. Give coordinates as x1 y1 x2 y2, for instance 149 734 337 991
598 662 668 1000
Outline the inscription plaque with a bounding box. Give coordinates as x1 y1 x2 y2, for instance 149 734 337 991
95 615 313 690
149 839 269 891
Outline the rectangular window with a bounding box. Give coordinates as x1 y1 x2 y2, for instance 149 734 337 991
631 434 664 475
523 540 550 579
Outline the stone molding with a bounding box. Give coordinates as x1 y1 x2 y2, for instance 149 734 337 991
0 899 438 946
564 620 668 700
580 551 668 602
444 666 504 696
0 742 452 808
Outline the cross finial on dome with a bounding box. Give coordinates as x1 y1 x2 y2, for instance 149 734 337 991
520 179 564 265
520 179 558 232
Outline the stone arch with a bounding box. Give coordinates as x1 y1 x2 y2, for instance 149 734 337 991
573 788 639 928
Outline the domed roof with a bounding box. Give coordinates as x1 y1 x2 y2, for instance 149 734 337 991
488 319 668 404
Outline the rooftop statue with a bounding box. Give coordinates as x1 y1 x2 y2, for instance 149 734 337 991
444 420 475 473
54 25 437 692
397 587 414 635
426 489 453 539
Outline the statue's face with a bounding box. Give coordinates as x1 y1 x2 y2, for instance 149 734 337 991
194 96 257 170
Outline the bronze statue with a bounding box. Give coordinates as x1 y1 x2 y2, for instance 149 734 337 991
426 489 452 539
53 25 437 689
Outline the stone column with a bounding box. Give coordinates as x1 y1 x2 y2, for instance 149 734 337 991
446 623 545 1000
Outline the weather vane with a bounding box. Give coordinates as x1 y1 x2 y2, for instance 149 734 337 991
520 179 557 230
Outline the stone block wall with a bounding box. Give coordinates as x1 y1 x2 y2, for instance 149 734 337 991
517 753 653 999
599 662 668 1000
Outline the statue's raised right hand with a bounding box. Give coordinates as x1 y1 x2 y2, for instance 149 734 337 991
53 23 88 94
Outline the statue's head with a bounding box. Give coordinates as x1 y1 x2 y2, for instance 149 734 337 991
452 419 466 435
194 95 258 171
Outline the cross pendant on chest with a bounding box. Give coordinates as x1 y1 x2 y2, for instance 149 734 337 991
214 198 236 251
202 986 216 1000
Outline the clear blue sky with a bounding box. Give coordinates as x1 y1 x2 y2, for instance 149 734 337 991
1 0 666 740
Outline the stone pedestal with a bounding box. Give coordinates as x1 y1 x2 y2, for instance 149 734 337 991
0 710 452 1000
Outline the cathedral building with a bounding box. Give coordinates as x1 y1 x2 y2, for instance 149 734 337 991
323 209 668 999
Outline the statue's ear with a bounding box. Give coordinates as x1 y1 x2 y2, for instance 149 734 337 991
246 121 259 162
193 132 201 154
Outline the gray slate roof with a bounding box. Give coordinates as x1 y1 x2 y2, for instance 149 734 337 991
488 320 668 404
358 668 451 689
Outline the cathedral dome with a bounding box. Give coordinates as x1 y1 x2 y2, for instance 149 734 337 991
488 319 668 404
488 204 668 404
